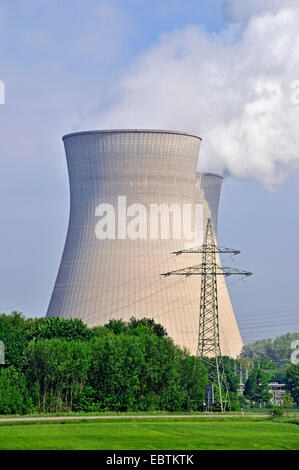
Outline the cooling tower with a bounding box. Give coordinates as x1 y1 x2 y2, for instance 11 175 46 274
47 129 243 357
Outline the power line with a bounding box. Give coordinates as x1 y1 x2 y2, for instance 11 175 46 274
0 294 51 312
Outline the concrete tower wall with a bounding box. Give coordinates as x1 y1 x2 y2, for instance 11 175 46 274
47 129 243 357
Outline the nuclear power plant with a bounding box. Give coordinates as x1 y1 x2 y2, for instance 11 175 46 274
47 129 243 358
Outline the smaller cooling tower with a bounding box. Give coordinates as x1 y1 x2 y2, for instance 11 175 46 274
195 172 243 357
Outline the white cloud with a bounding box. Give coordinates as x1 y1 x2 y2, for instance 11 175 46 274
222 0 298 23
82 2 299 188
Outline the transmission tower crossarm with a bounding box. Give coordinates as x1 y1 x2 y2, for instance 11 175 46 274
161 264 223 277
173 246 240 256
161 264 252 278
221 266 253 277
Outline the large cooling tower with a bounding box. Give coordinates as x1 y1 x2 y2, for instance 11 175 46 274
47 129 243 357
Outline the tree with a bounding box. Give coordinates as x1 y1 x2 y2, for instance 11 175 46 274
177 354 207 411
282 393 293 415
24 317 92 342
0 366 33 414
104 317 168 338
24 339 91 412
0 314 27 369
285 364 299 405
244 369 272 405
128 317 168 338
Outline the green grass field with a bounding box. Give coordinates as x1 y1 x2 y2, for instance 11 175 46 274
0 418 298 450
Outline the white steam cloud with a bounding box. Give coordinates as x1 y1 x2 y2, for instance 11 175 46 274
222 0 298 23
84 0 299 188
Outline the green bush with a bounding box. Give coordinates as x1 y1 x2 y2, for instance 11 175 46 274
268 407 284 418
0 366 33 414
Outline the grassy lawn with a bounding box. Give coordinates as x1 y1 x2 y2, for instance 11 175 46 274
0 418 298 450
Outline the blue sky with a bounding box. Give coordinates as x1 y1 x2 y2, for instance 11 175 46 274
0 0 298 343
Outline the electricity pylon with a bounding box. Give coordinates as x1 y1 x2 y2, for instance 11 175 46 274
162 219 252 411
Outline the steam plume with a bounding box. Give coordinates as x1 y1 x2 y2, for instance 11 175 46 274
82 0 299 188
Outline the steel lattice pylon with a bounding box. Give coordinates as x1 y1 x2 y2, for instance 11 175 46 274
162 218 252 412
198 219 221 357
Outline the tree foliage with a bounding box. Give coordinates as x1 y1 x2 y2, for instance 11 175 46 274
240 333 299 367
284 364 299 405
0 313 206 414
244 368 272 404
0 366 33 414
0 312 295 414
0 313 27 369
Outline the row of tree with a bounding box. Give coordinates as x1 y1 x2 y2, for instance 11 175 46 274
0 313 210 413
239 332 299 405
0 312 298 414
240 332 299 367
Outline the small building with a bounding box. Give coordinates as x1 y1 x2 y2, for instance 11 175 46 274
268 382 286 405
